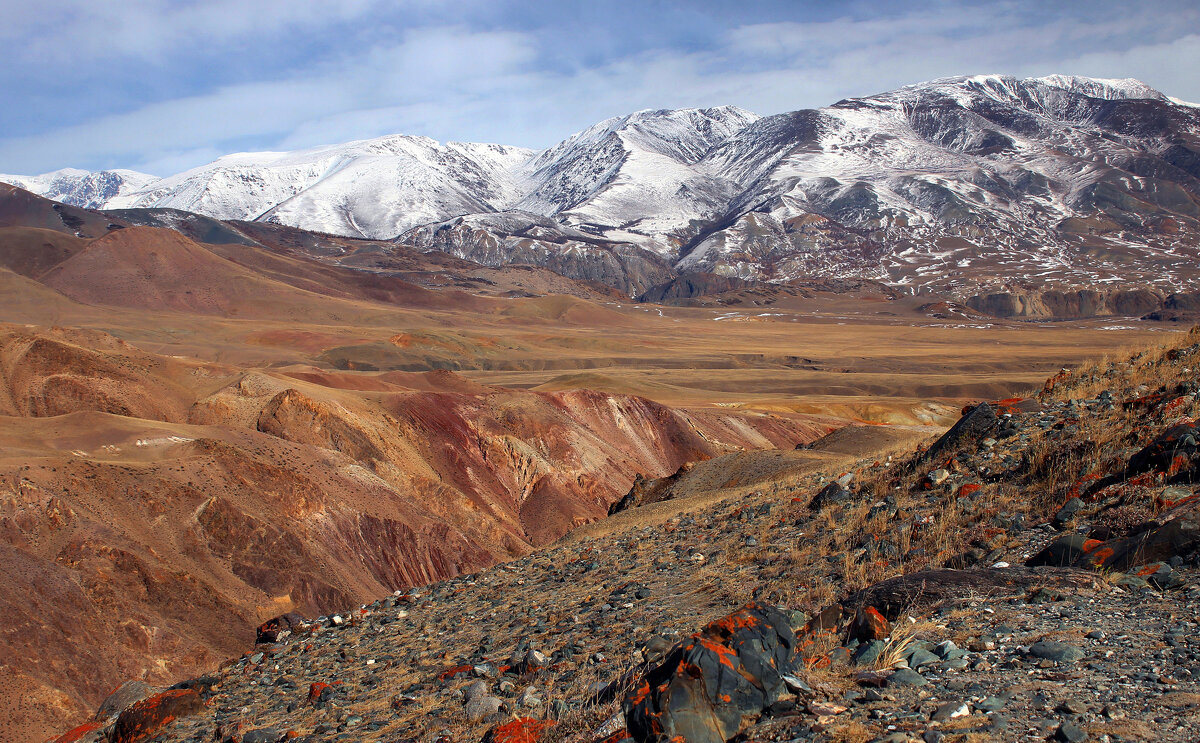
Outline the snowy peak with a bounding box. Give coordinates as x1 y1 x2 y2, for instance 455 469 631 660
678 74 1200 290
105 134 535 238
1027 75 1167 101
0 168 157 210
861 74 1169 106
514 105 759 236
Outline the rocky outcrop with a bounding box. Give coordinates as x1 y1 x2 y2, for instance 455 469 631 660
623 603 800 743
635 273 756 303
966 287 1167 318
402 212 676 297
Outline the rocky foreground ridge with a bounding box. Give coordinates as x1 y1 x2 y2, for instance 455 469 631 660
49 328 1200 742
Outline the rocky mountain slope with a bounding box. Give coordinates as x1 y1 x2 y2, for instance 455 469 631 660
45 328 1200 743
6 75 1200 298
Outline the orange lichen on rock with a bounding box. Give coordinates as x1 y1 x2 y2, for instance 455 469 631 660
482 718 557 743
111 689 203 743
49 722 102 743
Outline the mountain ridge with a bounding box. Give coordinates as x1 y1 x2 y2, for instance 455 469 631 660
5 74 1200 295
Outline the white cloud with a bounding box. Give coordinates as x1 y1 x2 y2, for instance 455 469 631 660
3 0 392 63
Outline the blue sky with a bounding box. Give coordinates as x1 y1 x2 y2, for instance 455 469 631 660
2 0 1198 175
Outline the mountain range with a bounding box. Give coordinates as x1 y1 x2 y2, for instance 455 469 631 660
5 74 1200 297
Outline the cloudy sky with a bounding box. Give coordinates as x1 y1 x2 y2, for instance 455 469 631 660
2 0 1198 176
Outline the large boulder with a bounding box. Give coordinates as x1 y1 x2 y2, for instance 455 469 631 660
95 679 159 721
255 611 306 644
1030 497 1200 572
111 688 204 743
809 481 852 510
1126 422 1200 482
921 402 998 463
623 603 799 743
842 567 1097 620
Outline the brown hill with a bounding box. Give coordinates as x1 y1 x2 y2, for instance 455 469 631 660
0 324 828 743
37 226 326 315
0 226 86 278
0 183 125 238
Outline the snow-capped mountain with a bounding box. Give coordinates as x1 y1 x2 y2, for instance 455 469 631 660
677 74 1200 289
0 168 157 210
103 136 534 239
5 75 1200 293
513 106 759 247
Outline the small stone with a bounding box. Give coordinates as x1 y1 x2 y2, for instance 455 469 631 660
1029 640 1085 664
853 640 887 667
783 674 813 694
887 668 928 687
473 664 497 679
1057 698 1087 715
807 701 847 716
930 701 969 721
524 649 548 668
464 695 503 720
977 696 1007 712
906 646 940 669
1051 721 1086 742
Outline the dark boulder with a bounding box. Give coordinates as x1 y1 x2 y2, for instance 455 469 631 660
1032 498 1200 573
1027 533 1101 567
95 679 158 721
623 603 799 743
922 403 998 463
809 482 852 510
111 688 204 743
1126 422 1200 482
842 568 1096 620
256 611 306 644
